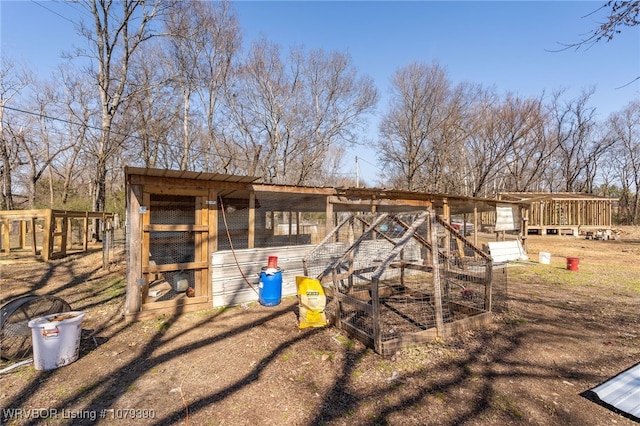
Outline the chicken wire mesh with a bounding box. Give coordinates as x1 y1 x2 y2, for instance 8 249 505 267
303 210 496 355
146 195 197 300
217 193 320 250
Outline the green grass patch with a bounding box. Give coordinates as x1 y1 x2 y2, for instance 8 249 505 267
492 391 523 419
102 277 126 297
334 334 356 350
509 261 640 294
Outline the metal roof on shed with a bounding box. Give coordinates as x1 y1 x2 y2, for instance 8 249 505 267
125 166 261 184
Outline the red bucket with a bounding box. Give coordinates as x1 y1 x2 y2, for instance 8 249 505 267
566 257 580 271
267 256 278 269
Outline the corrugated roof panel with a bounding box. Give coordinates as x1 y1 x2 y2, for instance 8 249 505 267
589 362 640 421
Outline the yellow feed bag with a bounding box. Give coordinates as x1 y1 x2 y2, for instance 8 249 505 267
296 276 327 329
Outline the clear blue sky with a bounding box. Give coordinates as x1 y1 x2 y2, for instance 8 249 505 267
2 1 639 185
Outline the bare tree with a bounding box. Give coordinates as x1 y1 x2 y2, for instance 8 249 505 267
289 47 377 185
0 58 32 209
499 95 551 193
189 0 241 173
72 0 171 236
128 42 180 168
463 89 515 197
54 65 102 206
226 40 376 185
545 89 599 192
559 1 640 86
608 100 640 224
567 1 640 48
377 62 452 191
163 1 200 170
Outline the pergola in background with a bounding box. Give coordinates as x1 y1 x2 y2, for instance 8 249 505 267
498 192 616 236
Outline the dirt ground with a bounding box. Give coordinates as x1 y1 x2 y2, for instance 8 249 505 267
1 227 639 426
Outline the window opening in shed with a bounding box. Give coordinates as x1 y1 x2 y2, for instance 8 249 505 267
149 195 196 265
217 193 327 250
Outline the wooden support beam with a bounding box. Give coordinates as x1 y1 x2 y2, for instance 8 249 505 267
125 184 144 316
31 218 37 255
248 191 255 249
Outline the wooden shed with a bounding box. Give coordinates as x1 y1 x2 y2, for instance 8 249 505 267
124 167 525 319
497 192 616 236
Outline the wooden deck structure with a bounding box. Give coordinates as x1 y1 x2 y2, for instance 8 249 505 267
497 192 616 236
0 209 114 261
124 167 527 319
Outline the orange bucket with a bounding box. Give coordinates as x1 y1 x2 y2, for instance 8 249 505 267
566 257 580 271
267 256 278 269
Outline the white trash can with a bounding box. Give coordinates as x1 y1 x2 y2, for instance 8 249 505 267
28 311 85 371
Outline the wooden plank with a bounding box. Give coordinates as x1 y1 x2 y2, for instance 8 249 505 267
143 261 208 273
143 185 208 197
83 213 89 251
248 192 255 249
336 293 373 315
42 210 53 261
431 215 445 336
380 328 439 355
127 299 212 320
442 312 492 337
125 184 144 316
143 224 208 232
2 219 9 255
337 321 374 349
31 218 37 255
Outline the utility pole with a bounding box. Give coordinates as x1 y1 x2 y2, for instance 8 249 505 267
356 156 360 188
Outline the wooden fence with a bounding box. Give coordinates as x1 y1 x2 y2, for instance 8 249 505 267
0 209 114 261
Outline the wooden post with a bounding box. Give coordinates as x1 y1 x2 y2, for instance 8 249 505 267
484 260 492 312
442 199 451 256
30 217 37 255
520 206 529 252
2 219 9 255
125 184 144 317
430 213 445 336
19 220 26 249
372 276 381 353
42 210 53 261
83 212 89 251
288 210 293 245
209 189 218 253
248 191 255 249
473 203 478 248
325 197 334 238
60 215 69 257
208 189 218 303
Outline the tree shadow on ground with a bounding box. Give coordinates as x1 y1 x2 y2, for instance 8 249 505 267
1 247 638 426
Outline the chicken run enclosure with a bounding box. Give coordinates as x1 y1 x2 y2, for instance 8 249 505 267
303 210 505 355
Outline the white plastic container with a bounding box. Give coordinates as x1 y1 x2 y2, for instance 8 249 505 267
539 252 551 265
173 272 189 292
28 311 85 371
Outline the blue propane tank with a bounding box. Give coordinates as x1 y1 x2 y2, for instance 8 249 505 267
258 269 282 306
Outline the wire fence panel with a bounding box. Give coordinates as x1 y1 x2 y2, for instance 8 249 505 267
304 210 501 355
